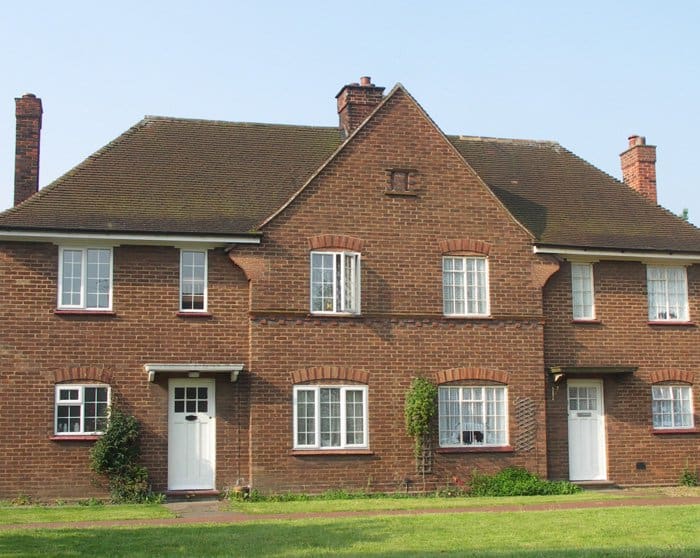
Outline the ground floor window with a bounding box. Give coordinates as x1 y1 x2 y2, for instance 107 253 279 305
55 384 110 435
652 385 694 429
438 386 508 447
293 385 368 449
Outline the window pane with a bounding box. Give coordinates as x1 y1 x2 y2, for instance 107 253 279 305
345 389 364 445
181 250 206 311
320 388 341 447
296 389 316 446
439 386 506 447
61 250 83 306
443 257 488 315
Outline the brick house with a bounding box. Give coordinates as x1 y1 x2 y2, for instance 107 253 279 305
0 78 697 499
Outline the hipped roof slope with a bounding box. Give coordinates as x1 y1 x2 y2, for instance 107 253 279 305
2 109 700 253
0 117 342 235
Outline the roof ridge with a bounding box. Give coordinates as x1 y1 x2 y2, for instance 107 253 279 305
143 115 338 131
450 134 559 146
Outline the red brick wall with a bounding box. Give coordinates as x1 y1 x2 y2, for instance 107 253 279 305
237 89 549 493
0 243 250 498
544 260 700 485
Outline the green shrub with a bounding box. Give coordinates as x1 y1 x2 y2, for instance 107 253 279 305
90 407 159 503
680 463 698 487
468 467 581 497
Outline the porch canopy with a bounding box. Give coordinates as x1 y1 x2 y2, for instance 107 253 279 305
144 363 244 383
548 366 637 384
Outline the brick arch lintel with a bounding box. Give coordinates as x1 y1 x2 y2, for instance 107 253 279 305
291 366 369 384
436 367 509 385
650 369 695 384
439 238 491 256
308 235 364 252
53 367 113 384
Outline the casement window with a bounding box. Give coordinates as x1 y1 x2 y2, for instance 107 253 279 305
647 266 688 321
58 247 113 310
571 263 595 320
438 386 508 447
55 384 110 435
180 250 207 312
293 385 368 449
652 385 694 429
442 256 490 316
310 252 360 314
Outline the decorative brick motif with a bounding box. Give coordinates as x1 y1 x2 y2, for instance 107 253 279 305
531 255 560 288
649 369 695 384
308 234 363 252
290 367 369 384
228 253 266 282
52 367 112 384
438 238 491 255
435 367 510 385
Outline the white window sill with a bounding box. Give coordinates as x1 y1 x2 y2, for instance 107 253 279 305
310 312 362 318
443 315 493 320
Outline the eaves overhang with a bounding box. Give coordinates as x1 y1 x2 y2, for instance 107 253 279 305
0 229 261 247
534 245 700 264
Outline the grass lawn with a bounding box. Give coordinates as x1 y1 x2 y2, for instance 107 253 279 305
0 505 698 557
0 503 174 525
229 491 631 515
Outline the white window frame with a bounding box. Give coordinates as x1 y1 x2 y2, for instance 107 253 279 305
442 256 490 317
652 384 695 429
293 385 369 449
54 384 111 435
438 385 509 448
646 265 689 322
57 247 113 310
310 251 361 314
180 249 208 312
571 262 595 320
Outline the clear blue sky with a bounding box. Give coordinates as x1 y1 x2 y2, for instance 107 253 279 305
2 1 699 223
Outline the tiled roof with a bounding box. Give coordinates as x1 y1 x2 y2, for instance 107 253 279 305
0 117 342 234
2 113 700 252
448 136 700 252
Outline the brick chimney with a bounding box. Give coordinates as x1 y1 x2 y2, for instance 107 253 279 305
335 76 385 138
14 93 43 206
620 135 657 203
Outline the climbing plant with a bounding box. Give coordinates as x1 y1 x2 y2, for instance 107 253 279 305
404 377 438 459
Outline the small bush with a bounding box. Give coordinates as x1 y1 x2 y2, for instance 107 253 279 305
90 407 158 503
468 467 581 497
680 464 698 487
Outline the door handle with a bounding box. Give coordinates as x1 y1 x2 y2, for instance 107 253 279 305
185 415 197 421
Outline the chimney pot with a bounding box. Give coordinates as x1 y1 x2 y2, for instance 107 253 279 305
335 77 385 138
620 134 656 203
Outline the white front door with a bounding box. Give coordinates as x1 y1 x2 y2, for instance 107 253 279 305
567 379 607 481
168 379 216 490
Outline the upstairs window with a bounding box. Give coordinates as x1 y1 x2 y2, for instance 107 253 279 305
647 266 688 321
571 263 595 320
443 256 489 316
652 385 694 429
55 384 110 435
293 385 368 449
180 250 207 312
58 247 112 310
310 252 360 314
438 386 508 447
